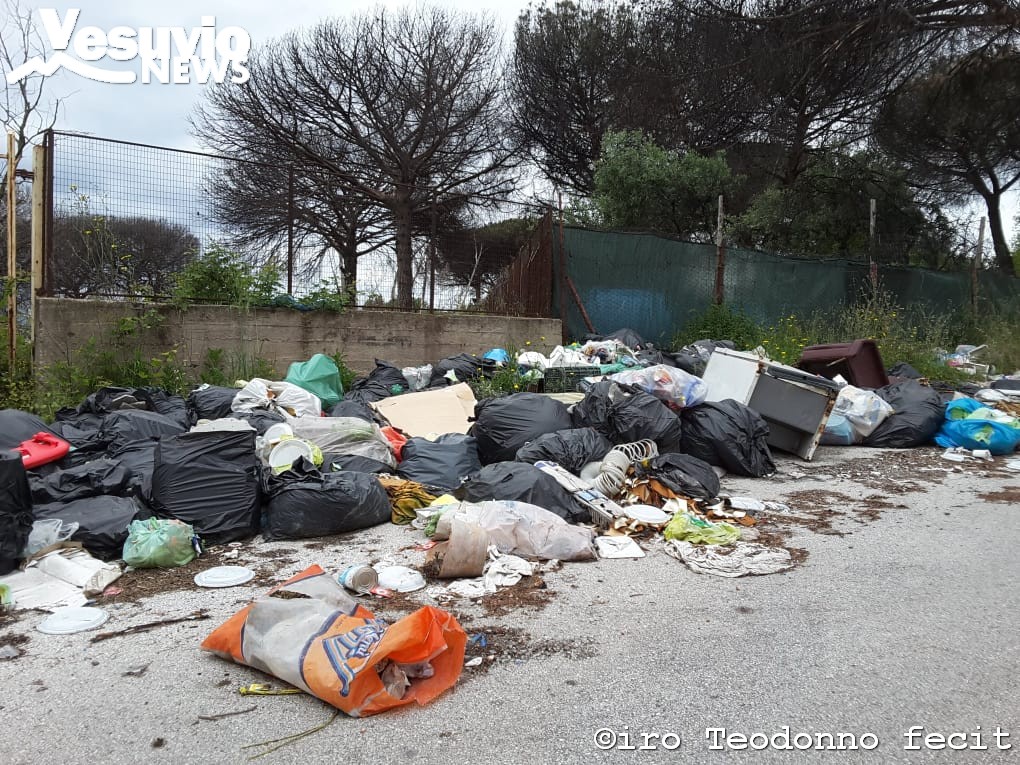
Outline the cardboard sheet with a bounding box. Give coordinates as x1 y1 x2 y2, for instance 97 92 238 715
371 383 477 437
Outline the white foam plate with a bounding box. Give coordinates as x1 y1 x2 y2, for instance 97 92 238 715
37 606 109 635
375 565 426 592
623 504 670 525
263 423 294 444
194 566 255 588
268 439 312 471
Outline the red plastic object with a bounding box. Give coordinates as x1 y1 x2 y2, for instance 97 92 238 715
14 432 71 469
797 340 889 389
380 426 407 462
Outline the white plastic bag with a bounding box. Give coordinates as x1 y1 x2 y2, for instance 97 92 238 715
231 378 322 418
608 364 708 409
288 416 396 467
516 351 548 371
21 519 79 557
433 501 595 561
548 345 590 368
833 385 894 440
401 364 433 392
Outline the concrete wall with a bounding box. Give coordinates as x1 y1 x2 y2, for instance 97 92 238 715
34 298 562 376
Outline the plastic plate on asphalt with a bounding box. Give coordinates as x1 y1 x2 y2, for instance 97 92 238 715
194 566 256 588
623 505 670 525
375 566 426 593
37 606 109 635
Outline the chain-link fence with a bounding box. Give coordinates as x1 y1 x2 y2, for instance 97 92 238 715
41 130 550 313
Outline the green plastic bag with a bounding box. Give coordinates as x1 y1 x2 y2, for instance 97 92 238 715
664 512 740 546
123 518 197 568
285 354 343 409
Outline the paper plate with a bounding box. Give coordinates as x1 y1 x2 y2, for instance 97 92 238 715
268 439 314 473
37 606 109 635
194 566 256 588
623 504 670 525
375 565 426 593
263 423 294 444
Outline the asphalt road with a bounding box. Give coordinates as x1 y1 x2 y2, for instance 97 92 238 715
1 445 1018 764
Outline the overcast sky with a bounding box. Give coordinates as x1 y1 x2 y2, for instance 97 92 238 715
43 0 527 149
14 0 1018 242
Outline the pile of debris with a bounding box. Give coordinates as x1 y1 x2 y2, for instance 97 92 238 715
2 334 1018 716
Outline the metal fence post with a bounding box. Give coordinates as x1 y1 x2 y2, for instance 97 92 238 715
286 166 295 295
713 194 726 305
429 200 437 312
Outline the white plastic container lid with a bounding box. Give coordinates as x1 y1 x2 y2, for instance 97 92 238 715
194 566 256 588
37 606 109 635
623 504 670 525
375 565 426 592
263 423 294 444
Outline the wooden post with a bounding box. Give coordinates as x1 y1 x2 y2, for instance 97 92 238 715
972 217 985 315
31 145 45 345
713 194 726 305
6 133 16 372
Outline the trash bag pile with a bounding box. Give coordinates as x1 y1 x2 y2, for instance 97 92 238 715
2 333 1016 719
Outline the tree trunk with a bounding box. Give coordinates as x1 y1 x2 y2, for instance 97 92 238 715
393 194 414 311
341 233 358 304
983 192 1016 276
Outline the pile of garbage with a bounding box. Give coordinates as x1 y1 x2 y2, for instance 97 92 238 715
2 334 1018 716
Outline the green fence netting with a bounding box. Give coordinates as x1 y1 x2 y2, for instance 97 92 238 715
555 226 1020 344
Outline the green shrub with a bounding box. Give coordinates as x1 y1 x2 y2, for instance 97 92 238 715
672 303 761 351
172 243 281 307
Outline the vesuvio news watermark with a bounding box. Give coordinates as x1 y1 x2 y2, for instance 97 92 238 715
5 8 250 86
593 726 1013 753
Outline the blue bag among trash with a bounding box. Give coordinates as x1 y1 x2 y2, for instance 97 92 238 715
820 412 855 446
935 398 1020 455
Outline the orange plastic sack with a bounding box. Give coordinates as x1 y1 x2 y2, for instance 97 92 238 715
380 426 408 461
201 565 466 717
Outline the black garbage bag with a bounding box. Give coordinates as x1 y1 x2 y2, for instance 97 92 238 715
680 399 775 477
150 430 260 544
635 349 677 368
345 360 409 405
33 495 150 560
107 439 157 501
604 327 645 349
323 454 393 474
186 384 239 423
571 381 683 453
77 386 152 415
30 458 132 504
263 463 390 540
429 353 496 387
0 452 33 574
461 462 589 523
636 452 720 500
864 380 944 448
471 393 573 465
0 409 59 451
140 388 189 429
48 412 107 453
100 409 187 451
887 362 922 380
230 409 287 435
328 399 375 421
397 434 481 491
515 428 613 474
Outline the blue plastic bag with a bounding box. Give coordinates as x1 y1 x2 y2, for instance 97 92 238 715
821 412 855 446
935 420 1020 455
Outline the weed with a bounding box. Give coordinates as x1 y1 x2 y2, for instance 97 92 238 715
673 304 761 351
329 350 360 393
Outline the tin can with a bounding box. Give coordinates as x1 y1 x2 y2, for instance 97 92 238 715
338 564 378 595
